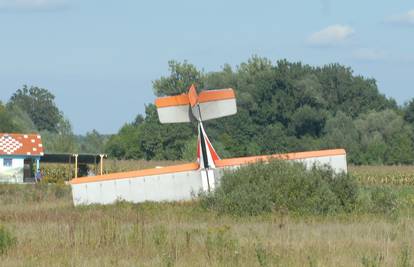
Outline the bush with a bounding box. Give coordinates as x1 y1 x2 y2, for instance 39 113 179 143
40 164 73 184
200 160 358 216
356 186 399 215
0 225 16 255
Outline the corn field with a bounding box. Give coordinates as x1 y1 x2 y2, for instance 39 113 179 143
350 165 414 186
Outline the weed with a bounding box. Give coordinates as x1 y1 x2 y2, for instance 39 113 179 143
0 225 16 255
361 253 384 267
398 245 411 267
255 243 269 267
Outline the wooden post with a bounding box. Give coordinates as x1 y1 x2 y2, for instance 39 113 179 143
73 154 79 178
99 154 105 175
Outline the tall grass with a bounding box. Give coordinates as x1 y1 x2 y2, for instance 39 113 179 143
1 189 414 266
0 163 414 266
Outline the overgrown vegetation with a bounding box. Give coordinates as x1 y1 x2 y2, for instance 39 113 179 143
1 172 414 266
200 160 401 217
0 225 16 255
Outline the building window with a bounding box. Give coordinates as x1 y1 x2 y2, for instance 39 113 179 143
3 158 12 167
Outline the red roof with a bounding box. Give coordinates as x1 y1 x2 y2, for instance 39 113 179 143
0 133 44 156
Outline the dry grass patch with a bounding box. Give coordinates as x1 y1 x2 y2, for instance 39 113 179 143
0 184 413 266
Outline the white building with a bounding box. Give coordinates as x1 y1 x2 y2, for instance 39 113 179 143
0 133 44 183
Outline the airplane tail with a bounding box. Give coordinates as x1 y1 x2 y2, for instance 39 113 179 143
155 85 237 123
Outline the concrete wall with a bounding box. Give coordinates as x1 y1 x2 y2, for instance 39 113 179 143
71 170 204 206
0 157 24 183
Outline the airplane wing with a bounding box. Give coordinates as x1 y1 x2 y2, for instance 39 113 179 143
155 88 237 123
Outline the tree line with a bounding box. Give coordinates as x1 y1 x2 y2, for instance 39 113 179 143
0 85 107 154
2 57 414 164
106 57 414 165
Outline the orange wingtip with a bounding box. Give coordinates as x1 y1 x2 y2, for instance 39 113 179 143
155 88 236 108
215 149 346 168
155 94 190 108
69 162 200 184
199 89 235 103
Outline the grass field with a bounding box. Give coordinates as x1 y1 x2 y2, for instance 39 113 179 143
0 166 414 266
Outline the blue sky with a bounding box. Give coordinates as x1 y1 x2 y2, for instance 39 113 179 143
0 0 413 134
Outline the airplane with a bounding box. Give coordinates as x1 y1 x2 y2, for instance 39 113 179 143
70 85 347 206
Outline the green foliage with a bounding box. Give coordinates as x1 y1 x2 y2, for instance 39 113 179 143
181 137 198 162
2 85 78 153
404 99 414 125
6 104 38 132
8 85 63 132
322 112 359 161
290 105 327 137
77 130 109 154
0 102 18 132
361 253 384 267
153 60 204 97
204 225 239 264
363 186 399 214
0 184 71 205
40 164 74 183
105 104 194 160
201 161 403 217
3 58 408 165
398 245 411 267
109 57 408 164
200 160 359 216
0 225 16 255
41 118 77 153
353 110 414 164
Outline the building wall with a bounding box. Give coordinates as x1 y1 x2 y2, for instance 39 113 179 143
0 157 24 183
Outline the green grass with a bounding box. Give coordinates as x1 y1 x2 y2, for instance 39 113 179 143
0 165 414 266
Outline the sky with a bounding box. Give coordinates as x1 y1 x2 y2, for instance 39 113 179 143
0 0 413 134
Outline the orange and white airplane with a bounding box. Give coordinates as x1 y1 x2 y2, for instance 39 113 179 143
70 85 347 205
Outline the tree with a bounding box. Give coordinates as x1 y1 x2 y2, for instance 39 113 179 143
137 104 194 160
78 130 108 154
8 85 63 132
354 110 414 164
404 99 414 124
290 105 327 137
322 112 359 162
6 105 37 133
153 60 204 97
107 58 408 164
105 123 143 159
0 102 18 132
41 118 77 153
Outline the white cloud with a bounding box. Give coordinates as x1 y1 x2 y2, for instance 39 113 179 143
307 24 355 46
386 9 414 25
352 48 387 61
0 0 67 11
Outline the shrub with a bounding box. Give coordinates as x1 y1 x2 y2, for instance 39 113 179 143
200 160 358 216
0 225 16 255
356 186 399 215
40 164 73 184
